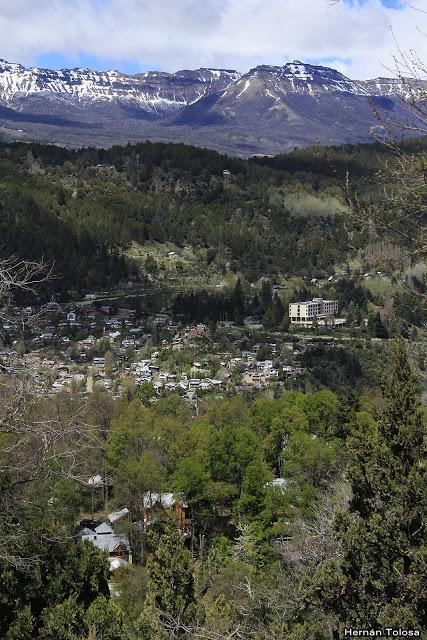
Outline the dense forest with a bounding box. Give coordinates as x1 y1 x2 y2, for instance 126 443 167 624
1 342 425 639
2 137 423 294
0 135 426 640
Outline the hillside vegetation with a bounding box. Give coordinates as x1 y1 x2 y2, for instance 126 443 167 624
2 138 421 294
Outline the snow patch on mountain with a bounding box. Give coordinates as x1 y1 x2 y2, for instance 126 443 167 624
0 59 241 113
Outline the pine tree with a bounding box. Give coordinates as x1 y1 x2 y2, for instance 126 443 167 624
272 293 285 326
368 311 388 338
261 280 273 311
141 529 201 636
335 341 426 628
296 342 426 638
231 277 245 324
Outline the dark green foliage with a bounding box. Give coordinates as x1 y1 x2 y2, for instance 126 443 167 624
231 277 245 324
394 289 427 327
0 537 112 640
368 311 388 338
0 139 358 296
2 136 427 299
308 341 426 631
173 290 236 322
334 278 370 311
85 596 124 640
301 344 365 393
140 529 201 636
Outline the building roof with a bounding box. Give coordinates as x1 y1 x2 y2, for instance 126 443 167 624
87 474 103 486
81 532 130 554
267 477 288 491
76 526 95 537
95 522 114 535
290 298 338 305
108 507 130 524
143 491 187 510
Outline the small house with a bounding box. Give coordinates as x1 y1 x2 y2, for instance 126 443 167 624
76 521 132 572
142 492 192 538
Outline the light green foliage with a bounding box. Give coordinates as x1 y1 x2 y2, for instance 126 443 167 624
203 395 249 429
113 452 166 514
106 399 150 470
281 432 337 487
295 390 339 436
135 381 155 406
236 459 272 517
363 276 397 305
250 397 284 438
264 405 310 467
283 192 347 218
207 424 261 491
172 457 211 506
104 389 343 537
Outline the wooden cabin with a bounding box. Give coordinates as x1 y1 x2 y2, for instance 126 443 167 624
142 492 192 538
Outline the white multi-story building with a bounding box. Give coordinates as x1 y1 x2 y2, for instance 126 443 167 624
289 298 338 325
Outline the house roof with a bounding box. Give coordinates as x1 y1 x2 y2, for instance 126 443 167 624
266 477 289 492
108 507 130 524
87 474 103 486
76 526 95 537
81 532 130 554
143 491 187 510
95 522 114 535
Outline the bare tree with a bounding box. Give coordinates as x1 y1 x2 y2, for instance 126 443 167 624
0 258 99 569
326 13 427 317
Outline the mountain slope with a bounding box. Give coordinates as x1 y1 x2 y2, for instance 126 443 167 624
0 59 423 155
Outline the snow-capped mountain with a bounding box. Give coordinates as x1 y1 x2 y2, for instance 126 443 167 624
227 63 369 98
0 59 240 114
0 58 423 155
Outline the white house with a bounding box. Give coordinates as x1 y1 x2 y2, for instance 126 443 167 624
289 298 338 325
77 521 132 571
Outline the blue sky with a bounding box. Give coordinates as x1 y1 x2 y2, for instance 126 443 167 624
0 0 424 79
345 0 404 6
35 53 154 75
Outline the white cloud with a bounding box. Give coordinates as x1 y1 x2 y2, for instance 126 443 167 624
0 0 426 78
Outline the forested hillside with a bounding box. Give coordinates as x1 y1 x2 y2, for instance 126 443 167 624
0 136 426 640
1 342 425 639
1 138 418 294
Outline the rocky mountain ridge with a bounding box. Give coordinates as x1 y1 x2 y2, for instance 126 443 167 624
0 58 423 155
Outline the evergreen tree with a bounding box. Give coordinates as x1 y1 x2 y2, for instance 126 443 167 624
231 277 245 324
261 280 273 311
311 341 426 633
272 293 285 325
0 538 111 640
140 530 201 637
262 307 276 329
368 311 388 338
280 312 290 332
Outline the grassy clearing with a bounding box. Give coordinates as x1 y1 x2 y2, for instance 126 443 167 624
126 241 228 289
363 277 399 305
